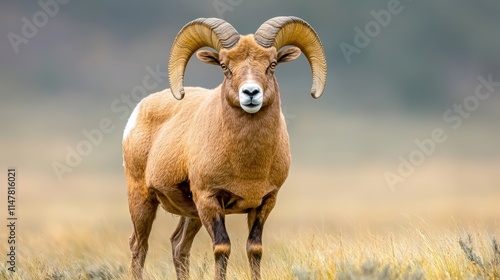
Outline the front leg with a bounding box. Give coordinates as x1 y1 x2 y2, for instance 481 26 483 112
247 191 277 280
194 191 231 280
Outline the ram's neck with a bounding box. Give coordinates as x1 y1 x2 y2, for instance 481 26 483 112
219 94 284 180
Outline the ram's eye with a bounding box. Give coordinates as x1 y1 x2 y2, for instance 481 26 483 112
270 62 277 70
220 63 228 71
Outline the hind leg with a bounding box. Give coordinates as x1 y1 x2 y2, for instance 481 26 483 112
170 216 202 280
128 180 159 279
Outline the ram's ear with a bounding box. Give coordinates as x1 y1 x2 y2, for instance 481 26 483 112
196 50 220 65
277 47 301 64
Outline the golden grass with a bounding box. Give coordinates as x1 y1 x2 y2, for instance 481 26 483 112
2 163 499 279
1 216 499 279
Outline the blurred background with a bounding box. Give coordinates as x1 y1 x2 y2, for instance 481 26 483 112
1 0 499 235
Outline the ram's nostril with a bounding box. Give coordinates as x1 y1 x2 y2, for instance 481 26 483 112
241 83 262 97
243 88 260 96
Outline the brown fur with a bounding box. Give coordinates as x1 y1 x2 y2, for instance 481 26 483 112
124 36 300 280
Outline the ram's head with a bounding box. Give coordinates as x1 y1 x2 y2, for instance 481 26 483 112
168 17 327 114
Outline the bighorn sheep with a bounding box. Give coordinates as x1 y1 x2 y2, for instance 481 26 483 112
123 16 327 280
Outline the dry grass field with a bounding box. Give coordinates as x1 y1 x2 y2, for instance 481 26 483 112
1 162 499 279
1 218 499 279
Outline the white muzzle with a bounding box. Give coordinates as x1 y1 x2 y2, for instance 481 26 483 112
239 82 263 114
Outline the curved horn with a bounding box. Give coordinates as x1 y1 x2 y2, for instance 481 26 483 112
168 18 240 100
254 16 327 99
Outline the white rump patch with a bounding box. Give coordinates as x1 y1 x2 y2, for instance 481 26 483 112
123 101 141 143
123 101 142 167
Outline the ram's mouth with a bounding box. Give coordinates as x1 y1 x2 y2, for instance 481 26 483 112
241 98 263 107
241 102 262 114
